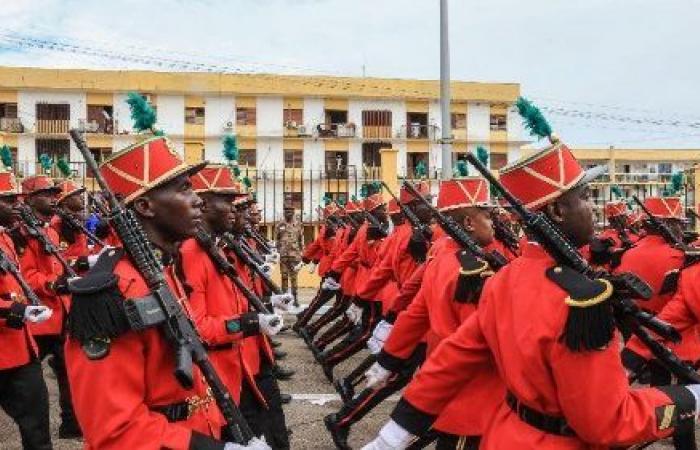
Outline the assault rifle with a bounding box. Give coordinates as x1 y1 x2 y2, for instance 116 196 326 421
465 152 700 385
244 225 273 255
0 246 41 306
70 129 254 444
402 181 508 271
490 210 521 255
15 203 77 278
221 232 283 295
55 208 107 247
380 181 432 240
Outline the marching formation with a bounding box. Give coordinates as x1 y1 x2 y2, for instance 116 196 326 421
3 93 700 450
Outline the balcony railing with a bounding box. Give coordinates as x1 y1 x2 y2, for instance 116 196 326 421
0 118 24 133
36 119 69 134
78 119 115 134
398 124 439 140
316 123 356 138
613 172 674 183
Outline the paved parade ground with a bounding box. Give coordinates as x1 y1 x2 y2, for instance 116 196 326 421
0 288 684 449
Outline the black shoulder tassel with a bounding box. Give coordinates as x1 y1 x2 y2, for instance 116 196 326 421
454 250 492 304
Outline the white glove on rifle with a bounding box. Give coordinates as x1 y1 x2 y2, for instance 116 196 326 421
364 361 392 390
259 313 284 336
264 253 279 264
361 420 415 450
367 336 383 355
372 320 393 342
23 305 53 323
270 293 294 311
259 262 273 275
87 245 116 269
322 277 341 291
225 436 271 450
293 261 305 272
307 262 317 274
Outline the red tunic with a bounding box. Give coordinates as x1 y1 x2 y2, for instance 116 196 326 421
357 223 415 300
19 223 69 336
64 257 223 450
331 222 382 300
50 216 93 266
180 238 246 402
0 230 38 370
400 243 681 449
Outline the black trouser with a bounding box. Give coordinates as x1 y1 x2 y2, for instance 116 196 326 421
434 434 480 450
35 334 78 429
323 301 382 368
239 362 290 450
0 359 52 450
649 361 696 450
307 292 348 337
296 288 339 329
313 316 353 352
334 344 426 429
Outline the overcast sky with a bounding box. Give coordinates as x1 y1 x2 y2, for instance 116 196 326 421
1 0 699 148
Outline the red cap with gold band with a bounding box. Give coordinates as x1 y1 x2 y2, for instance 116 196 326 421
57 180 85 204
387 198 400 215
642 197 683 220
99 136 206 204
604 201 627 219
363 193 385 212
399 180 430 204
21 174 61 196
437 177 492 212
499 143 606 210
323 202 339 217
190 164 244 195
345 200 361 214
0 172 18 197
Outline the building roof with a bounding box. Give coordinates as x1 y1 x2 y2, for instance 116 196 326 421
0 66 519 102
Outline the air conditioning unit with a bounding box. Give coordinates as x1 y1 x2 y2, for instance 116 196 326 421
297 125 309 136
285 120 298 129
223 121 234 131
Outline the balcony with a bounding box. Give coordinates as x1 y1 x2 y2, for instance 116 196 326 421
0 118 24 133
283 122 314 138
36 119 69 135
398 124 439 140
78 119 115 134
362 126 392 140
315 123 356 138
613 172 673 184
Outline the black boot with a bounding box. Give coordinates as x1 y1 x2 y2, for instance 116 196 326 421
273 349 288 360
273 365 295 380
325 413 351 450
334 378 355 404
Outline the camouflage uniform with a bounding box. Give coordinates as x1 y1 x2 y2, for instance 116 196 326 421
274 218 303 299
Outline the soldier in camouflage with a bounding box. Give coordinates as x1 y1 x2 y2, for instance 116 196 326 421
275 205 304 306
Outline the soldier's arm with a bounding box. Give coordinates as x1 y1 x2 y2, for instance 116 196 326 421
19 239 59 297
378 287 431 370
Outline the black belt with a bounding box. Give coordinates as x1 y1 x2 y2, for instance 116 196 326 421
505 391 576 437
205 343 234 351
152 402 190 422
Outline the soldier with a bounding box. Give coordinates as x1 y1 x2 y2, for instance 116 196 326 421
364 142 700 450
16 174 81 439
274 205 303 306
0 170 54 450
64 136 267 449
588 200 637 269
51 179 96 273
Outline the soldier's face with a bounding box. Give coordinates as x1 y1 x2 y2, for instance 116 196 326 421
232 207 249 233
284 210 294 221
371 205 388 225
409 199 432 224
62 193 85 219
0 195 17 227
465 207 494 247
546 185 595 248
202 193 236 234
29 190 57 217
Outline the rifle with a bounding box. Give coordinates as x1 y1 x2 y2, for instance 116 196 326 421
55 208 107 247
70 129 254 444
362 209 388 238
194 228 278 324
608 217 634 250
0 246 41 306
465 152 700 384
221 232 283 295
402 181 508 271
244 225 272 254
15 203 77 278
337 205 361 229
380 181 431 239
87 191 110 216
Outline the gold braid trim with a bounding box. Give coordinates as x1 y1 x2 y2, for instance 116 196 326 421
459 260 489 276
564 278 613 308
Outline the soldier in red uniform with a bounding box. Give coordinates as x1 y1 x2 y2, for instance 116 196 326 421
16 174 82 438
0 171 54 450
363 141 700 450
50 179 97 274
588 200 637 269
64 136 267 450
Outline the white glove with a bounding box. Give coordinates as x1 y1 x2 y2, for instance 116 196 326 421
365 362 392 390
264 253 278 264
271 293 294 311
225 436 271 450
683 384 700 421
23 305 53 323
293 261 305 272
87 245 116 269
259 263 273 275
259 313 284 336
345 303 363 325
367 336 383 355
361 420 414 450
268 241 277 249
372 320 393 342
322 277 341 291
307 262 317 274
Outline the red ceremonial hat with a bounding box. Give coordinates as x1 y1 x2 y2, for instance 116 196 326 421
437 177 491 212
642 196 683 220
345 200 361 214
627 210 643 226
399 180 430 204
100 136 206 204
21 174 61 196
363 193 385 212
604 201 627 219
190 164 244 195
323 202 339 218
387 198 401 215
57 180 85 204
499 143 605 210
0 172 18 197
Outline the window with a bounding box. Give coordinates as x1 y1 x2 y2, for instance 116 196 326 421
451 113 466 129
36 103 70 120
407 152 429 178
36 139 70 175
490 153 508 170
236 107 256 126
284 149 303 169
362 142 389 168
88 148 112 176
86 105 114 133
283 109 303 128
325 151 348 177
239 148 256 167
325 109 348 125
0 103 21 133
0 103 17 119
362 110 392 139
283 192 303 210
489 114 507 131
406 112 429 138
658 163 672 174
185 107 205 125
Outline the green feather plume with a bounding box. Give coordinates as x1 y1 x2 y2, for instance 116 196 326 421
322 194 332 206
57 157 72 178
414 160 427 179
38 153 53 173
610 185 623 199
222 134 239 164
670 172 684 195
515 97 552 140
476 146 489 166
0 145 13 169
453 159 469 178
126 92 160 134
359 184 368 199
242 176 252 189
351 195 358 203
337 197 346 206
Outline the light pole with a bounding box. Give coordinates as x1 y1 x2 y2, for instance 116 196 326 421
439 0 452 179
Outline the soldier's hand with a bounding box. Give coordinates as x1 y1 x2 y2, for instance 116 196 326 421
225 436 271 450
293 261 305 272
271 293 294 311
307 261 317 274
365 362 392 390
362 420 415 450
259 313 284 336
322 277 341 291
259 262 273 275
346 303 363 324
23 305 53 324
